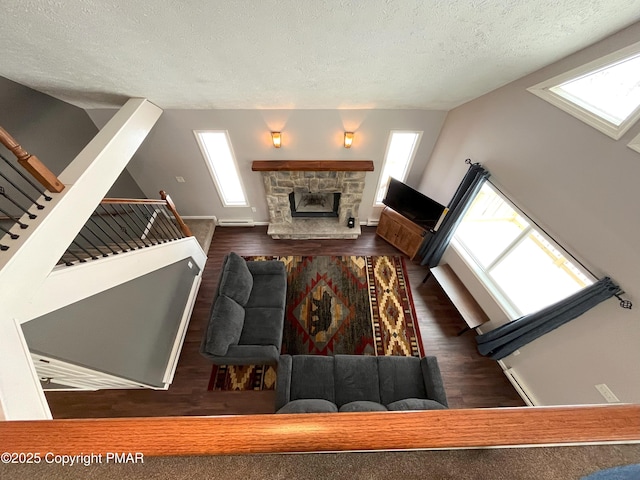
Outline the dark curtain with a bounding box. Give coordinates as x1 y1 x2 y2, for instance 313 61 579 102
476 277 622 360
419 161 490 267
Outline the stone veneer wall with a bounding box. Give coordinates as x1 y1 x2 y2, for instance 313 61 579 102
261 170 366 225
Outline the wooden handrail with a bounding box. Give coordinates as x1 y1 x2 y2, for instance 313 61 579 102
0 126 65 193
0 405 638 455
160 190 192 237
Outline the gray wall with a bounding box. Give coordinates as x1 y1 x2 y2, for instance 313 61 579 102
23 258 200 387
87 109 448 222
418 22 640 405
0 76 144 198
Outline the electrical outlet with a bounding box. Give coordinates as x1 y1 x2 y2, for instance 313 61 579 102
175 176 185 183
595 384 620 403
251 207 257 212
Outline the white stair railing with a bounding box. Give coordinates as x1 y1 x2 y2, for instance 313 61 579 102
0 98 162 420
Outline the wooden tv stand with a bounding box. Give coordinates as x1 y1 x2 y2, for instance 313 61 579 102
376 207 429 260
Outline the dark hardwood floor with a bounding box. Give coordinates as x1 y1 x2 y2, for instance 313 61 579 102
45 227 524 418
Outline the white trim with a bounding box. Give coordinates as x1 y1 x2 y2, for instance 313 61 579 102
193 130 249 207
628 131 640 154
0 319 52 420
163 273 202 384
527 40 640 140
373 130 423 206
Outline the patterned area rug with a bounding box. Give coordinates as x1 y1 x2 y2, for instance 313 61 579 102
207 255 423 391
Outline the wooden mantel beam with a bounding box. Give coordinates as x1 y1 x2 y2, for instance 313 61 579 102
252 160 374 172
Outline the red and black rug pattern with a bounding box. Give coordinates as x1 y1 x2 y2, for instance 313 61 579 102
207 255 423 391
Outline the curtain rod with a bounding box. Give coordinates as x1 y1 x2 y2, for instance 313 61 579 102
464 159 632 310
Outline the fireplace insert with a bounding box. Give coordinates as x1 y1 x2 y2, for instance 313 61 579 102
289 192 340 218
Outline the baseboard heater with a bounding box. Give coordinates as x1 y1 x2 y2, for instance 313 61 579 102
216 219 255 227
502 366 536 406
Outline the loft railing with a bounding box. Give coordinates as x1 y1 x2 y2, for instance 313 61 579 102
58 191 192 266
0 126 65 251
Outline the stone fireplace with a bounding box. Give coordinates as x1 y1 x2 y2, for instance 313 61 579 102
252 161 373 239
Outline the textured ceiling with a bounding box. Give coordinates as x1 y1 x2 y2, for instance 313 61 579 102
2 0 640 110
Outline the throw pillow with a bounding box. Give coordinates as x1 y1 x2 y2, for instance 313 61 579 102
386 398 447 411
219 252 253 306
205 295 245 356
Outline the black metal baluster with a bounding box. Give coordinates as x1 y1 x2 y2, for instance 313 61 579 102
0 170 45 209
131 204 162 245
62 247 85 266
89 215 128 252
121 204 155 246
69 240 93 261
0 187 36 219
98 205 137 250
0 224 19 239
102 204 145 249
113 204 149 247
0 206 28 229
141 205 171 242
161 206 183 238
0 152 52 201
150 206 175 240
84 221 120 255
77 231 108 258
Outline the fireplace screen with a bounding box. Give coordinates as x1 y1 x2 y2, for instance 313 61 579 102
289 192 340 218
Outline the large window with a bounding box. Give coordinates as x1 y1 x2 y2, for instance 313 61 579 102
452 183 594 318
194 131 248 207
374 131 422 205
528 41 640 140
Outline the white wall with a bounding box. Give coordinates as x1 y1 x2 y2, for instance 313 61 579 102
418 22 640 405
87 109 447 223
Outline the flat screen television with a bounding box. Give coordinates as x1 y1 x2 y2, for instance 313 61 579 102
382 177 447 231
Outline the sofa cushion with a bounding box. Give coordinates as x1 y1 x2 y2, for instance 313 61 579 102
204 295 245 356
387 398 448 411
277 399 338 414
240 307 285 347
378 356 427 405
339 401 388 412
245 265 287 309
334 355 381 406
291 355 335 403
219 252 253 306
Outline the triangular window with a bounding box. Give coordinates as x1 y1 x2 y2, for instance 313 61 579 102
528 42 640 140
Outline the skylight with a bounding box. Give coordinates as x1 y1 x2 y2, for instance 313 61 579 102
549 54 640 126
194 131 248 207
375 131 422 205
528 41 640 140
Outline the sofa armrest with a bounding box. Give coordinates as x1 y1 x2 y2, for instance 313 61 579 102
275 355 293 411
200 345 279 366
420 356 448 407
247 260 286 276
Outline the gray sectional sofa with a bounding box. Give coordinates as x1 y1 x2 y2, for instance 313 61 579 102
200 252 287 365
275 354 448 413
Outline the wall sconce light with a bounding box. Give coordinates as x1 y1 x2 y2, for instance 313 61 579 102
271 132 282 148
344 132 354 148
